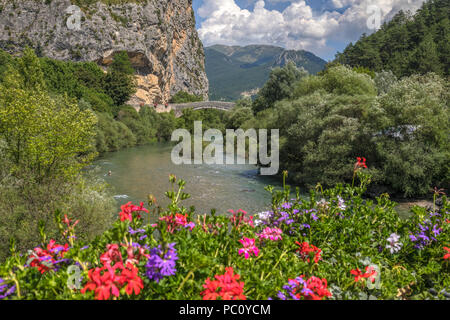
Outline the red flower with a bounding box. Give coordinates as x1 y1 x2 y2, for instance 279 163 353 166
295 241 322 263
200 267 246 300
350 266 378 283
304 276 332 300
159 213 195 233
119 202 148 222
355 157 368 169
122 262 144 296
81 261 144 300
444 247 450 260
282 276 332 300
28 240 69 274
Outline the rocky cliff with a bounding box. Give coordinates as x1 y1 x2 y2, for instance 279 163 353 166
0 0 209 105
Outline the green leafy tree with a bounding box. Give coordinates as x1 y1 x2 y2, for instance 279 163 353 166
252 62 308 113
372 73 449 196
104 52 136 106
0 70 97 182
17 47 46 91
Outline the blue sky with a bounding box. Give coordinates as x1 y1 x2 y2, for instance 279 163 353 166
192 0 426 61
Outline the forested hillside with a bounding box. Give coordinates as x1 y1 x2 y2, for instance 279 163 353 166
205 45 326 101
335 0 449 77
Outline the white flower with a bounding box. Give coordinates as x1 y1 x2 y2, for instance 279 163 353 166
255 211 273 226
386 233 403 254
337 196 346 211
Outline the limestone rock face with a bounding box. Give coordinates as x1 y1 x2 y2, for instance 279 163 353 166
0 0 209 104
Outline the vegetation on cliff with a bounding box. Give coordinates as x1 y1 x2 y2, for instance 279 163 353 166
335 0 449 77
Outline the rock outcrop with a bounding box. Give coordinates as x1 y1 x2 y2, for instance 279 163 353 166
0 0 209 104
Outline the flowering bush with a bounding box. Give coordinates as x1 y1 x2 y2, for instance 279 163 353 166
0 163 449 300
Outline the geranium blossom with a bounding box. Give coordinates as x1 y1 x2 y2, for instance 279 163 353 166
257 227 282 241
350 266 378 283
275 276 331 300
295 241 322 263
119 202 149 222
444 247 450 260
200 267 246 300
28 240 70 274
238 237 259 259
100 244 123 266
355 157 368 169
229 209 255 229
81 262 143 300
159 213 195 233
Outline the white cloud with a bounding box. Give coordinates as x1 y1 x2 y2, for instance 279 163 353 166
197 0 426 59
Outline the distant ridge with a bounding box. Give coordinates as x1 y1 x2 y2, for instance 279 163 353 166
205 44 327 101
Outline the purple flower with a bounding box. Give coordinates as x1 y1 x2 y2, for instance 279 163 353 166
410 212 445 250
282 202 292 210
185 222 196 230
145 242 178 283
129 226 146 235
0 279 15 300
276 276 311 300
277 291 287 300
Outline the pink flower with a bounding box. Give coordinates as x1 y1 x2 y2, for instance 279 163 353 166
257 227 283 241
238 237 259 259
100 244 123 265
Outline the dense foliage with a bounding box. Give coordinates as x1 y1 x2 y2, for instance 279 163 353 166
241 63 449 197
0 48 116 261
170 91 203 104
0 168 448 300
335 0 449 77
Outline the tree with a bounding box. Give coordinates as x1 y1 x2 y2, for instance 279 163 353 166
0 69 97 182
252 62 308 113
410 33 443 75
17 47 46 91
373 73 449 196
104 52 136 106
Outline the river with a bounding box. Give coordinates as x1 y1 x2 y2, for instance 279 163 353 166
94 143 418 218
94 143 283 215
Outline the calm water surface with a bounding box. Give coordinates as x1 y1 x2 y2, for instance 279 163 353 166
94 143 283 215
94 143 417 218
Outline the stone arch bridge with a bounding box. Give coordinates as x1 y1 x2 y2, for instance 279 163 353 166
136 101 236 117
